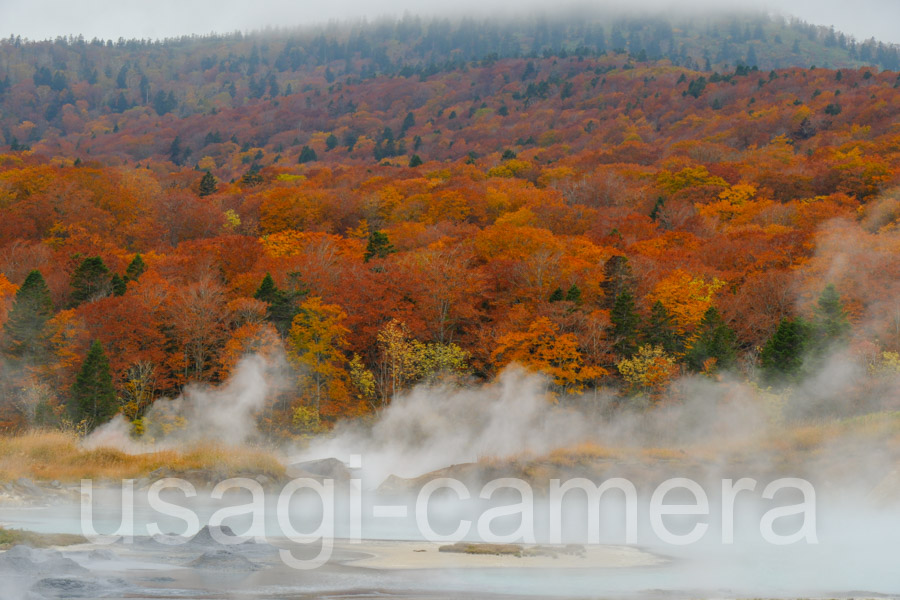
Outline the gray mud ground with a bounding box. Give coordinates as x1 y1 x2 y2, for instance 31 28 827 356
1 531 605 600
2 459 900 599
1 529 897 600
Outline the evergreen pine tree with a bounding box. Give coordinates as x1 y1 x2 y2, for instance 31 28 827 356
169 136 183 165
254 273 303 336
812 284 850 351
685 307 737 372
610 289 640 357
649 196 665 221
565 284 582 304
198 171 217 197
549 287 564 302
761 317 811 381
642 301 681 354
364 230 396 262
298 145 317 163
408 154 423 167
600 255 634 309
69 340 118 429
69 256 111 307
254 273 279 304
110 273 127 297
241 163 263 186
124 254 146 282
2 270 53 361
400 111 416 135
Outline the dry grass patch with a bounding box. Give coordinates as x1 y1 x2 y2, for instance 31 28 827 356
547 443 624 466
0 527 86 549
504 412 900 473
0 430 285 483
759 413 900 457
641 447 690 460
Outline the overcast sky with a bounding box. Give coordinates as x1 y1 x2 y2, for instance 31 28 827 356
2 0 898 45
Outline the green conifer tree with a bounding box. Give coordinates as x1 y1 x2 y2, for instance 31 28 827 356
198 171 217 197
2 270 53 361
254 273 279 304
610 289 640 357
601 255 634 309
401 111 416 135
298 145 317 163
69 341 118 429
649 196 665 221
812 284 850 351
69 256 111 307
111 273 127 297
642 301 681 354
364 230 396 262
254 273 303 336
761 317 811 381
685 307 737 372
124 254 146 282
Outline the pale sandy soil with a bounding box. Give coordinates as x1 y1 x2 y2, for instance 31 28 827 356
339 540 667 570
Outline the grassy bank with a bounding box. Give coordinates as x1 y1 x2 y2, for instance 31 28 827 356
0 526 86 550
491 411 900 474
0 431 286 483
3 413 898 486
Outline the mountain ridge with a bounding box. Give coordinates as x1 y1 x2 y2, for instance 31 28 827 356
2 10 899 162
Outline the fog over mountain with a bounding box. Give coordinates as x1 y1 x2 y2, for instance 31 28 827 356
3 0 900 45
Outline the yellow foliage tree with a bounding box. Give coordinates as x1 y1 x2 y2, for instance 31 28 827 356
376 319 419 402
868 351 900 376
647 270 725 336
349 353 377 410
287 297 354 420
617 345 678 395
119 361 157 421
656 166 728 194
375 319 470 404
487 159 532 178
696 183 776 226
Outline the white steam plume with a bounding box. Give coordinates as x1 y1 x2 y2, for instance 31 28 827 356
297 366 599 486
85 353 286 451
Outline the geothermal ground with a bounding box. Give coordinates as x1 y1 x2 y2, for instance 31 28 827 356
1 447 899 600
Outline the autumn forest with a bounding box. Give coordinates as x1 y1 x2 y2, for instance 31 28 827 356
2 10 900 436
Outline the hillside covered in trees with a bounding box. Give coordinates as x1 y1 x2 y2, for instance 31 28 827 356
3 9 900 161
2 11 900 435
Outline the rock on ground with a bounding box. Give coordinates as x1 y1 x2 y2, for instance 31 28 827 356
187 548 260 571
